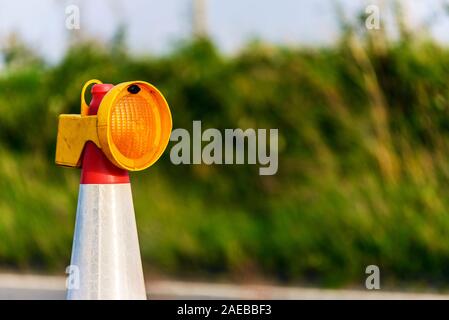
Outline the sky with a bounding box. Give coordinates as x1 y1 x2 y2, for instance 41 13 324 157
0 0 448 62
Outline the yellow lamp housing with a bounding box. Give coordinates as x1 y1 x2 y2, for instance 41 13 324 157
55 80 172 171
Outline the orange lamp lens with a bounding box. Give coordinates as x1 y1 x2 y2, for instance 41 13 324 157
97 81 172 171
110 94 153 160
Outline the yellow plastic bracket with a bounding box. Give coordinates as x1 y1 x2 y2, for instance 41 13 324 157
55 79 103 167
55 115 100 167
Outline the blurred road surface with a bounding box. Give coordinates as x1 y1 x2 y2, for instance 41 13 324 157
0 273 447 300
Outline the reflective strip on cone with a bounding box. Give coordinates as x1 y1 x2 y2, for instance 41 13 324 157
67 183 146 300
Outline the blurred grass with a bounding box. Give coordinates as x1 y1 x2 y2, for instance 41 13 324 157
3 22 449 287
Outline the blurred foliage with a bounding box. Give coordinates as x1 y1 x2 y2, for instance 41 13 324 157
3 25 449 287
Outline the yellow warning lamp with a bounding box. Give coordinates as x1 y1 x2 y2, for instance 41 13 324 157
55 79 172 171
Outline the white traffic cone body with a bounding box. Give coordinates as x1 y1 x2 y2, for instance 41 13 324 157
66 183 146 300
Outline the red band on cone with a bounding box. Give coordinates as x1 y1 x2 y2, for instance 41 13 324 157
80 84 130 184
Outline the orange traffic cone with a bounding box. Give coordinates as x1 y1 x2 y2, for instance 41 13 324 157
56 81 172 300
